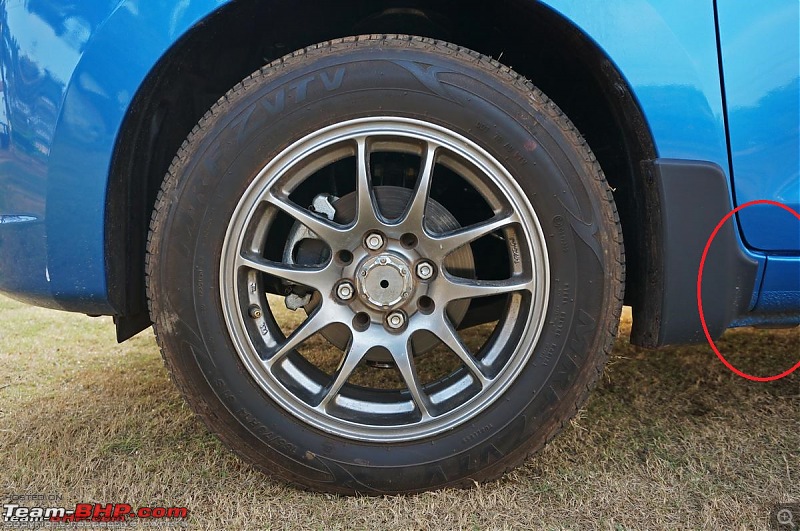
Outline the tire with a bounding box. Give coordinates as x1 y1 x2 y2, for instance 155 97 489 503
147 35 623 494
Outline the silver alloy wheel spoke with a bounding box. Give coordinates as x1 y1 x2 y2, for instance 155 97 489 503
430 314 489 388
265 309 330 366
391 339 433 419
441 276 534 302
316 337 372 410
354 137 379 228
265 192 348 244
400 143 437 229
428 212 519 258
237 255 334 292
221 117 550 442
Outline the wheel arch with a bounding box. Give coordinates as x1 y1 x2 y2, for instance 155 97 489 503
105 0 663 341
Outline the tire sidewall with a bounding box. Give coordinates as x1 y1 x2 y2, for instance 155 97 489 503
151 38 617 492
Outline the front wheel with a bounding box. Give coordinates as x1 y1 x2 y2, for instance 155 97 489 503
147 35 623 494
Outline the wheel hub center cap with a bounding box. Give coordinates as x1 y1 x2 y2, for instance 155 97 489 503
357 253 414 309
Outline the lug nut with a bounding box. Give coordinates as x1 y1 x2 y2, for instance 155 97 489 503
386 310 406 330
416 261 435 280
248 305 263 319
336 281 355 301
365 232 385 251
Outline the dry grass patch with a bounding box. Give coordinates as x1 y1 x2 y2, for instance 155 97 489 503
0 295 797 529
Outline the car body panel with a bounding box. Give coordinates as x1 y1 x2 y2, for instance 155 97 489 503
545 0 799 318
717 0 800 253
0 0 226 313
0 0 798 326
545 0 730 167
757 256 800 312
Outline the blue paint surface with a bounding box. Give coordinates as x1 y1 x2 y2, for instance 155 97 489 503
717 0 800 253
0 0 230 312
0 0 797 323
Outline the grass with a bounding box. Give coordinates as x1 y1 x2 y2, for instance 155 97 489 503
0 294 797 530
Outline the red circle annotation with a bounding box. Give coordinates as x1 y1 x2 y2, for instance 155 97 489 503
697 199 800 382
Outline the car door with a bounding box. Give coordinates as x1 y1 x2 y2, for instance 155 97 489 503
716 0 800 253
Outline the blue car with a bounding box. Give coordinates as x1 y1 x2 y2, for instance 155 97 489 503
1 1 797 493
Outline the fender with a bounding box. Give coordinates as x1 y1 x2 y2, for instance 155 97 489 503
0 0 233 313
543 0 730 167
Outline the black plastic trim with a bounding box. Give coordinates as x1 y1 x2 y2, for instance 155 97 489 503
630 159 758 347
113 312 152 343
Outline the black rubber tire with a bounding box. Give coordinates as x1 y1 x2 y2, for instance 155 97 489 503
146 35 624 494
